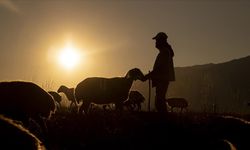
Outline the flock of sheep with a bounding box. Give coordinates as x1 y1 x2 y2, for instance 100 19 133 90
0 67 188 149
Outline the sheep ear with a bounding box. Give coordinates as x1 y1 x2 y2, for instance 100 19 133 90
126 73 131 79
57 86 62 92
125 69 133 79
129 68 137 79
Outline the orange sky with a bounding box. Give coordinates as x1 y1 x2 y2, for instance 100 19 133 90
0 0 250 90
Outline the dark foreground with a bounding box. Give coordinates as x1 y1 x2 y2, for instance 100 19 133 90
45 110 250 150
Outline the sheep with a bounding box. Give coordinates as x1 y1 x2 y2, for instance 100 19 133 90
75 68 145 114
57 85 78 112
166 98 188 113
124 90 145 111
0 115 46 150
48 91 62 111
0 81 56 142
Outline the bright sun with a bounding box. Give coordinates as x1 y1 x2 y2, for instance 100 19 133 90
58 42 81 70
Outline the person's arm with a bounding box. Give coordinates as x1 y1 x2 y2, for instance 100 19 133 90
168 43 174 57
143 71 153 81
142 54 162 82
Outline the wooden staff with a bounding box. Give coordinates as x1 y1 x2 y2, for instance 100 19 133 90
148 71 151 112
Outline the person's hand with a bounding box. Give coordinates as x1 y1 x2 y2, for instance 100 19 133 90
141 74 150 82
141 76 147 82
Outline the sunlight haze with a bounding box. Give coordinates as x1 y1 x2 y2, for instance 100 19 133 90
0 0 249 90
58 41 82 71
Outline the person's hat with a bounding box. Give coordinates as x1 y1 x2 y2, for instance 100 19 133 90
152 32 168 40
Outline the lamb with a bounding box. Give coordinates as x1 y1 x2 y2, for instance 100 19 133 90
0 81 56 141
75 68 145 114
57 88 117 113
57 85 78 111
0 115 46 150
124 90 145 111
166 98 188 112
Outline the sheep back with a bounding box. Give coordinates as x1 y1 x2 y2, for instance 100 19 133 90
75 77 133 104
0 81 56 120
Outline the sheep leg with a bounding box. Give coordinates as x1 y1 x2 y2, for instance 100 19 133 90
138 104 141 111
126 103 133 111
131 103 134 111
55 102 61 112
79 101 91 114
88 103 94 112
131 104 135 111
134 103 139 111
115 102 123 111
129 103 136 111
103 104 111 111
69 101 78 113
69 102 73 110
109 104 113 110
103 104 112 111
132 103 137 110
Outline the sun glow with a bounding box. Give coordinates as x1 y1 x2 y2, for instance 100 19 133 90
58 42 81 70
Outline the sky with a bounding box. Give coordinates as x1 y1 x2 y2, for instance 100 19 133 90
0 0 250 90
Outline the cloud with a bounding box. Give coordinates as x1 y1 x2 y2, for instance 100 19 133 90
0 0 20 13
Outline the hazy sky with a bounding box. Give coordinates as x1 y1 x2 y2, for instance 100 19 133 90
0 0 249 89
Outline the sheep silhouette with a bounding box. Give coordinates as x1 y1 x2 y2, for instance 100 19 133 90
0 115 46 150
75 68 145 114
124 90 145 111
166 98 188 113
57 85 78 112
0 81 56 141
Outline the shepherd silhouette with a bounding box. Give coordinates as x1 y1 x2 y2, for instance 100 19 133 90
143 32 175 113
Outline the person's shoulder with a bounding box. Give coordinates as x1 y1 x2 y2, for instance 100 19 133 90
166 43 172 48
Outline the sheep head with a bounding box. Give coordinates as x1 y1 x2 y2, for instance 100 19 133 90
125 68 145 81
57 85 68 93
48 91 62 103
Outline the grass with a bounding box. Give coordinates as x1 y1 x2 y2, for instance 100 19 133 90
44 109 250 150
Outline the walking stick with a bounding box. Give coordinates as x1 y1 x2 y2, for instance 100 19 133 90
148 71 151 112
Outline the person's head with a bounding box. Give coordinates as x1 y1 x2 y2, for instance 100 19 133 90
153 32 168 49
152 32 168 41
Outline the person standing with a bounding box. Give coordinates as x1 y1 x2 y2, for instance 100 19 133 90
143 32 175 113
